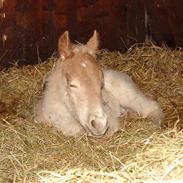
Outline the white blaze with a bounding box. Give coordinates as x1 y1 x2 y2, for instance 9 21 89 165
81 62 87 68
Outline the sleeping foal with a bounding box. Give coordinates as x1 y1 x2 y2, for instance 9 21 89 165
35 30 164 138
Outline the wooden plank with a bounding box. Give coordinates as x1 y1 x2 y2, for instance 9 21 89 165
1 0 183 69
126 0 145 47
165 0 183 47
144 0 183 47
0 0 16 69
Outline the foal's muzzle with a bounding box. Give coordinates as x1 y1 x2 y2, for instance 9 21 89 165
86 114 108 137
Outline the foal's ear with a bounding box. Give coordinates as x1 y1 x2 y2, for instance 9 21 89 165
86 30 99 54
58 31 71 59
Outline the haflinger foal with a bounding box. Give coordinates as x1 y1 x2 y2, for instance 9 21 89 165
34 30 164 138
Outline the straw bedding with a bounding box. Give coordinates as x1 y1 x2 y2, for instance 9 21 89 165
0 43 183 182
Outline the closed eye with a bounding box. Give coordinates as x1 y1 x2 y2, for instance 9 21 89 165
69 83 77 88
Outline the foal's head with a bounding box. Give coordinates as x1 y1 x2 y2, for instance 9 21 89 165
58 30 108 137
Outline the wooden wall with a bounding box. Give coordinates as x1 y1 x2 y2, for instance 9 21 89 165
0 0 183 69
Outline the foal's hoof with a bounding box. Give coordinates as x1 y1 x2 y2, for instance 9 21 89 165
149 110 165 128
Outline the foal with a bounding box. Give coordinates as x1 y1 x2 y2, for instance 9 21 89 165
35 30 164 137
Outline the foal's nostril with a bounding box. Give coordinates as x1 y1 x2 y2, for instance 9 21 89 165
87 113 108 136
91 119 97 129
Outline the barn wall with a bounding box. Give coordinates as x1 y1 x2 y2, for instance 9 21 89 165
0 0 183 69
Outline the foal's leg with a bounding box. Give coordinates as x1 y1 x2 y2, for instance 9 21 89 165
102 89 127 136
103 70 164 127
34 99 46 123
34 100 84 137
55 119 85 137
